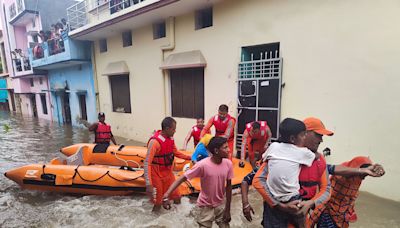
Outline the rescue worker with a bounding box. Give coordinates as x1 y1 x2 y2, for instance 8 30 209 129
182 118 206 150
252 117 385 227
239 121 272 168
253 117 332 227
88 112 117 145
201 104 236 160
144 117 191 212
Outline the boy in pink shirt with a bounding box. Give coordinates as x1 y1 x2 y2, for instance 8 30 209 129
162 137 233 228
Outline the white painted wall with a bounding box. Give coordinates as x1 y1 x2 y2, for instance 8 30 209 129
93 0 400 200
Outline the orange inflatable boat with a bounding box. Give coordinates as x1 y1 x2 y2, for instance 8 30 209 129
4 158 252 196
60 144 191 172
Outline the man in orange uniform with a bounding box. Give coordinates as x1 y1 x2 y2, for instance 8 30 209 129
144 117 191 212
88 112 117 145
253 117 333 227
201 104 236 160
240 121 272 168
182 118 206 150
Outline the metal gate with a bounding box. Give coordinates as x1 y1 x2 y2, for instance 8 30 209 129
236 51 282 153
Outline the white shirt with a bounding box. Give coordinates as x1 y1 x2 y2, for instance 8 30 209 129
264 142 315 202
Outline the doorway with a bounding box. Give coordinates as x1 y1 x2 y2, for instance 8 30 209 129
61 92 71 124
236 43 282 154
30 94 37 117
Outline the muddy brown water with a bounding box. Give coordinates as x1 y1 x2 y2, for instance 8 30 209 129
0 111 399 227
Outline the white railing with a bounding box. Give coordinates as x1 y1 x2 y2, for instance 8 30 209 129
9 0 25 21
67 0 88 31
67 0 146 30
12 57 31 73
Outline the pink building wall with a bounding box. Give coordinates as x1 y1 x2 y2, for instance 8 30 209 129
17 76 52 121
1 0 51 120
13 26 27 51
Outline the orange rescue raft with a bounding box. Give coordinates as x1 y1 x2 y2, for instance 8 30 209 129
60 143 191 172
4 158 253 196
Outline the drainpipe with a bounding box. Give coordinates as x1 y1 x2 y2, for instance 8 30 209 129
160 17 175 116
91 42 100 114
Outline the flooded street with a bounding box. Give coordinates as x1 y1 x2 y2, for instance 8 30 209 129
0 111 399 228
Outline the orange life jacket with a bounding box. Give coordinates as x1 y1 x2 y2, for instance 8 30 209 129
212 114 235 139
148 130 175 172
245 121 270 141
299 154 326 200
191 125 203 146
95 122 111 143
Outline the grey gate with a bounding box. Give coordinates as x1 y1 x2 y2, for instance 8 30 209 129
236 47 282 155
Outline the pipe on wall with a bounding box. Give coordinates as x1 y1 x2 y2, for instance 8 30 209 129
160 17 175 116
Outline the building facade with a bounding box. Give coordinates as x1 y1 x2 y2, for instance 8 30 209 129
0 0 77 120
28 32 96 126
61 0 400 200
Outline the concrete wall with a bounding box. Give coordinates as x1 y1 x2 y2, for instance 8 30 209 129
48 63 96 126
16 76 51 120
13 26 26 50
92 0 400 200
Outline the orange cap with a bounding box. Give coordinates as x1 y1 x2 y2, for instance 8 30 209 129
303 117 334 136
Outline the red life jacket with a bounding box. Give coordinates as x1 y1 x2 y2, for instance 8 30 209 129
298 154 326 200
191 125 202 146
149 130 175 171
95 122 111 143
212 114 235 139
245 121 270 140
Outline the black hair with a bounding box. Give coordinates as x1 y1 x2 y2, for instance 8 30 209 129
161 117 176 130
252 121 261 130
218 104 229 112
207 137 227 155
278 118 306 143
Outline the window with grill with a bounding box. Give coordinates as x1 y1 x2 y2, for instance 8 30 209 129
170 68 204 119
109 74 131 113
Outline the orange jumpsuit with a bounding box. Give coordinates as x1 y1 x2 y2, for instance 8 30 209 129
240 121 271 162
201 115 236 160
144 133 191 205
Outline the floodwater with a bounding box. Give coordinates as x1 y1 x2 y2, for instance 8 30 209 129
0 111 399 228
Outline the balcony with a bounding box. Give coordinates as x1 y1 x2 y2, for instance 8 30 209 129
8 0 38 25
67 0 153 32
12 56 32 77
67 0 222 40
28 32 92 70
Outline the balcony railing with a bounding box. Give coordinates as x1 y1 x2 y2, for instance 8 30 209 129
12 57 31 73
29 32 91 68
67 0 147 31
32 37 67 61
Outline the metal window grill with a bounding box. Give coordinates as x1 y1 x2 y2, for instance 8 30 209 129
67 0 147 31
67 1 88 31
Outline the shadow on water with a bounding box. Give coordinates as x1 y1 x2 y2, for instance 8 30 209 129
0 111 399 228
